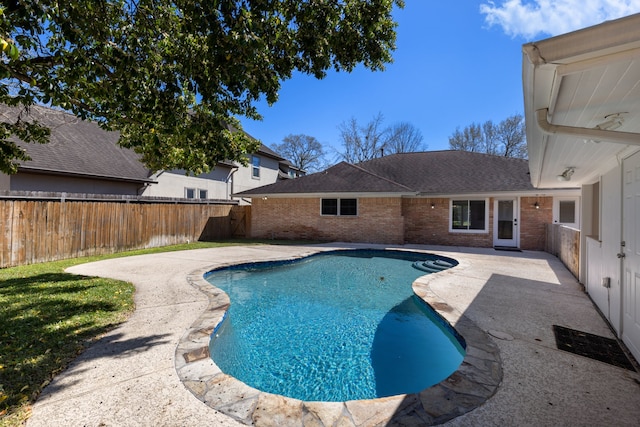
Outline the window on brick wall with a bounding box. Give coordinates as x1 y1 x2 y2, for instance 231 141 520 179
450 199 487 232
321 198 357 216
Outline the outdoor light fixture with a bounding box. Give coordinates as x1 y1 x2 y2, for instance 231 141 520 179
585 113 627 143
534 201 540 209
557 167 575 182
431 203 435 209
596 113 625 131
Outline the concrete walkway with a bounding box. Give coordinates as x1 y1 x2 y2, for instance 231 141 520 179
26 244 640 426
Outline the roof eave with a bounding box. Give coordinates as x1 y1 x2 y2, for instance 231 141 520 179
522 13 640 189
234 191 418 198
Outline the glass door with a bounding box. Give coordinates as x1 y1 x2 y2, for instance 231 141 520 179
494 199 518 247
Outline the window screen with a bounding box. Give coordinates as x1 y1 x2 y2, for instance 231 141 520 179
339 199 357 216
251 156 260 178
452 200 486 231
321 199 338 215
559 200 576 224
321 199 357 216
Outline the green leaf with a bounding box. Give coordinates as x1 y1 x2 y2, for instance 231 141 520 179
0 0 403 173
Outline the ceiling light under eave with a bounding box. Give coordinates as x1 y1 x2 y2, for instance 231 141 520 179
586 113 626 143
557 167 575 182
596 113 625 131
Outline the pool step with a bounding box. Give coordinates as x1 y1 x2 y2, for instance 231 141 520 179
412 259 455 273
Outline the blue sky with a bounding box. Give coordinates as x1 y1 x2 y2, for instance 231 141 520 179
240 1 640 159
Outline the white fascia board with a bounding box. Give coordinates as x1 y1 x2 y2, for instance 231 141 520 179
239 190 582 199
413 189 580 199
523 14 640 66
523 48 557 188
233 192 416 199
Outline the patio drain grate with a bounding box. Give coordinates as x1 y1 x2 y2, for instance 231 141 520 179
552 325 635 371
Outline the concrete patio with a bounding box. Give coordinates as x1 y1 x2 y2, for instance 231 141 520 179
26 244 640 426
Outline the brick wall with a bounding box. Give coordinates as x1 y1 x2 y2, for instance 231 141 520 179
402 198 493 247
519 196 553 250
250 197 405 244
250 195 552 249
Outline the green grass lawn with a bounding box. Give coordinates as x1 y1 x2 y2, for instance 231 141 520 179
0 239 314 426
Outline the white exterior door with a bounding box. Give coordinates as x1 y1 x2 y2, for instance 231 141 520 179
493 199 518 247
596 167 623 333
622 151 640 361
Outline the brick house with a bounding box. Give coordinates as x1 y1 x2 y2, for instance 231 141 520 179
237 150 579 250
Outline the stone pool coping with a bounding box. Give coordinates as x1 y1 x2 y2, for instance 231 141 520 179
175 248 503 426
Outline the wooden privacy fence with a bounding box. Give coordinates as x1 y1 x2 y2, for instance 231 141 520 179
0 195 249 268
545 223 580 279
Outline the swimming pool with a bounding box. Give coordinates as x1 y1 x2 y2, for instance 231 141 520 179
205 249 465 402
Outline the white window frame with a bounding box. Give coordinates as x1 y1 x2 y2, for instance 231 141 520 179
198 189 208 199
553 196 580 229
251 155 260 179
449 198 489 233
185 187 196 199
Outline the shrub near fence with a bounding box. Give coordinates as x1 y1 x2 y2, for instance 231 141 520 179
0 194 247 268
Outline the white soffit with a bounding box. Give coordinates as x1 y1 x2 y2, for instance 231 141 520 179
523 13 640 189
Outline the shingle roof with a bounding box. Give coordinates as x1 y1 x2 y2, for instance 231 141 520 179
237 151 534 196
256 143 284 160
3 105 153 183
240 161 414 195
360 151 533 193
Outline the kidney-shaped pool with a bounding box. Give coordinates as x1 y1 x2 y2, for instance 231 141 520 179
205 249 465 402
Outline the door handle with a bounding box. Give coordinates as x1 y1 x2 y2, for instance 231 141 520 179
617 252 626 258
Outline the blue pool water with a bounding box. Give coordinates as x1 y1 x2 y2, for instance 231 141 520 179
206 250 465 402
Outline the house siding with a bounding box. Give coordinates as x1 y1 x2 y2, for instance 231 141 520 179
142 167 232 200
251 195 552 250
5 172 143 195
234 156 281 197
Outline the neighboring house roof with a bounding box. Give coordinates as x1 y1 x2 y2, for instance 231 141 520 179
3 105 154 183
3 105 289 184
237 151 534 196
256 142 285 161
277 159 306 179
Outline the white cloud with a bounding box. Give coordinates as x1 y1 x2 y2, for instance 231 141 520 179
480 0 640 39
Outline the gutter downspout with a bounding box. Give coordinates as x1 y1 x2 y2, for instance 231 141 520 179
226 167 238 201
536 108 640 146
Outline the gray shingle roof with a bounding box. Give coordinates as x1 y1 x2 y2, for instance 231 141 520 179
256 143 284 160
237 151 534 196
3 105 153 183
239 161 414 195
360 151 533 193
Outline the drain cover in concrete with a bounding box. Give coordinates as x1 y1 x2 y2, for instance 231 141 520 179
552 325 635 371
